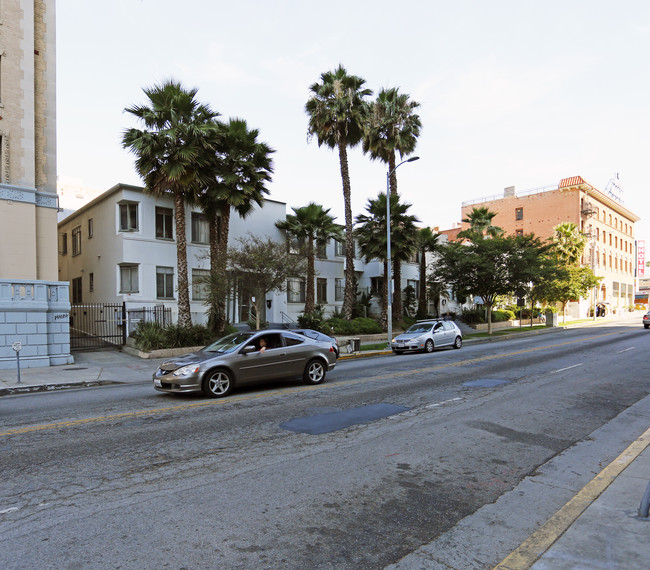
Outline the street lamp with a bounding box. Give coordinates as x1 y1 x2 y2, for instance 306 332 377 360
387 156 420 349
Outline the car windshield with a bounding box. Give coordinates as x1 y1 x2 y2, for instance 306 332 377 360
406 323 434 333
202 332 254 354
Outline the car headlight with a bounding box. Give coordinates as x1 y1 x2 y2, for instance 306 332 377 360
172 364 200 377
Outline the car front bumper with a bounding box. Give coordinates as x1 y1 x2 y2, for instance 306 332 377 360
153 369 202 393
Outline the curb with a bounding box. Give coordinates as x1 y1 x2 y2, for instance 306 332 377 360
0 379 123 397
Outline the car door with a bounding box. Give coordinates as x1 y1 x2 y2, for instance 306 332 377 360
235 333 287 382
432 322 447 346
442 322 456 346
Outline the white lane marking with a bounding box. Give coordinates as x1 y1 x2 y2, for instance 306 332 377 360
617 347 635 353
426 397 463 408
552 363 583 374
0 507 19 514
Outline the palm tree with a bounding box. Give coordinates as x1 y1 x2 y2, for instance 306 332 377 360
198 118 274 334
553 222 587 265
122 79 220 327
363 87 421 318
356 193 419 328
415 227 440 317
276 203 342 314
460 206 504 239
306 65 372 320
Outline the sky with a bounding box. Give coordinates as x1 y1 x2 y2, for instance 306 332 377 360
56 0 650 243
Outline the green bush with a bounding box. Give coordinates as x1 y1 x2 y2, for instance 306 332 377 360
491 309 515 322
132 321 214 351
325 316 382 335
297 305 325 332
460 308 484 324
351 317 382 334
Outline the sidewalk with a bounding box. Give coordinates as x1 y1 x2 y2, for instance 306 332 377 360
1 313 647 568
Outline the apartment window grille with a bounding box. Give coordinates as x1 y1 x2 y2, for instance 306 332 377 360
119 202 138 231
287 279 306 303
515 207 523 221
191 212 209 244
119 264 139 293
156 207 173 239
72 226 82 256
192 268 210 301
156 266 175 299
317 278 327 303
59 233 68 255
72 277 82 304
88 218 94 238
335 278 344 302
89 272 94 292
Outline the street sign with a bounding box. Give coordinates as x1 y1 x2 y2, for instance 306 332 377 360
12 341 22 352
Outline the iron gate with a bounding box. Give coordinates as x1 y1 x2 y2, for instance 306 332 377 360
70 303 126 350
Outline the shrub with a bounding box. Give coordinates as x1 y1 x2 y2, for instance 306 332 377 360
131 321 166 352
460 308 484 324
132 322 214 351
297 305 325 332
491 309 515 322
351 317 382 334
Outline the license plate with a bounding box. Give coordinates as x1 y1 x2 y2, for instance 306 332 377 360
154 379 162 387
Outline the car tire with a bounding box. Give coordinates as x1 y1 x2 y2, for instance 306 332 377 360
424 339 434 353
303 359 327 385
645 324 649 329
392 350 403 355
202 369 234 398
453 336 463 349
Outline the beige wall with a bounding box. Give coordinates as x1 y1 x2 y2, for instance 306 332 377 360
0 200 37 279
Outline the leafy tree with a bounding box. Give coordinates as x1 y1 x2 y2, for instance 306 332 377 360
306 65 372 320
533 264 601 322
552 222 587 265
276 203 342 314
415 227 440 317
437 233 550 334
355 193 419 328
459 206 504 239
363 87 421 317
123 79 220 327
227 235 306 330
198 118 275 335
426 274 450 317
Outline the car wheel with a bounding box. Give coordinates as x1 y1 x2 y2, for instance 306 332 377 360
303 359 327 385
202 369 234 398
453 336 463 349
424 339 434 353
645 324 649 329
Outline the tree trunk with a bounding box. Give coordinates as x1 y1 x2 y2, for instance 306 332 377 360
212 206 231 335
388 150 402 319
174 192 192 327
417 247 427 317
338 141 356 320
486 303 493 335
305 236 316 314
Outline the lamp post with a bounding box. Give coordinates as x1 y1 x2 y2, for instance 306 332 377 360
386 156 420 349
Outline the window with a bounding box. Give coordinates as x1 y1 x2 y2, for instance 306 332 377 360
407 279 419 298
72 277 82 304
335 278 344 302
72 226 82 256
119 264 139 293
287 279 306 303
316 241 327 259
156 207 173 239
515 229 524 236
191 212 209 244
89 273 94 292
317 278 328 303
58 233 67 255
335 239 346 257
515 207 523 221
370 276 383 294
119 202 138 231
156 266 175 299
88 218 94 238
192 268 210 301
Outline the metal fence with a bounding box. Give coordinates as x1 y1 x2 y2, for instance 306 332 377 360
125 305 172 337
70 303 126 350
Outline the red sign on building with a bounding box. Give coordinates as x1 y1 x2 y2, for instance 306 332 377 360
638 240 645 278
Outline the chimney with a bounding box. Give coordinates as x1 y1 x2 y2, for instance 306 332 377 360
504 186 516 198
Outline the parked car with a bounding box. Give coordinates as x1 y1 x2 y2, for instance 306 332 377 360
643 312 650 329
292 328 339 358
391 320 462 354
153 329 337 397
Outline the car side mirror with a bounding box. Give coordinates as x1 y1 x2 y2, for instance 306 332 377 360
241 345 257 354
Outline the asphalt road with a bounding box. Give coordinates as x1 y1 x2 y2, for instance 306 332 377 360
1 323 648 569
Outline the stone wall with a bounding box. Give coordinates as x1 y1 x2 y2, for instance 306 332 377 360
0 279 73 369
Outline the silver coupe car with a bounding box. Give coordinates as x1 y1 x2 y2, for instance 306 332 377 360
391 320 463 354
153 329 337 397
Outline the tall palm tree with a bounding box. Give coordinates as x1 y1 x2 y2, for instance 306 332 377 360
122 79 220 327
198 118 274 334
553 222 587 265
276 203 342 314
415 227 440 317
356 193 419 328
363 87 421 318
306 65 372 320
459 206 504 239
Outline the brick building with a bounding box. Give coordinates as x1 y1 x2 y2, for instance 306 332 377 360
458 176 641 316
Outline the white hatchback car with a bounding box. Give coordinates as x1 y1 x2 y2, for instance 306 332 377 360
391 320 463 354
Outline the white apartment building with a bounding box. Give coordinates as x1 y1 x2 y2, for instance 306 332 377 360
57 184 421 332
